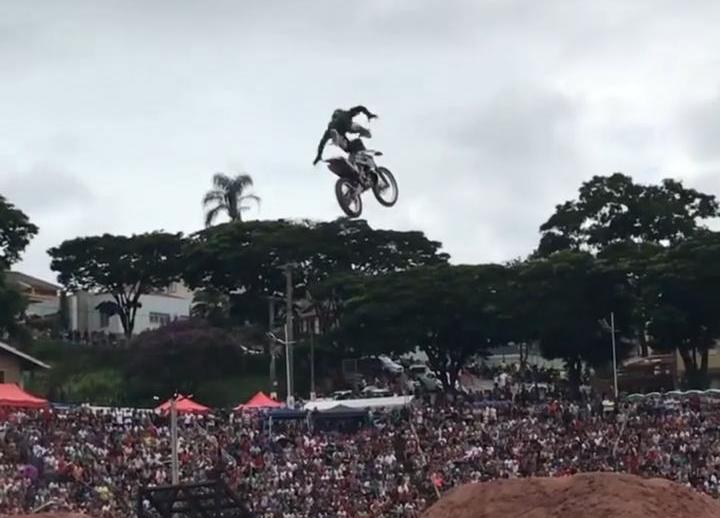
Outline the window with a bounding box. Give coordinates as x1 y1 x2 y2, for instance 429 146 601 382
149 312 171 326
100 311 110 328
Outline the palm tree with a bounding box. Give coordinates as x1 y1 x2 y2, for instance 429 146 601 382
203 173 260 227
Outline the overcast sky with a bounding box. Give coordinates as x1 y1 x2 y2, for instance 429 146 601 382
3 0 720 281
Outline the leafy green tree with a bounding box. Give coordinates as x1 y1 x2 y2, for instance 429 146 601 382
0 273 26 338
124 319 265 405
190 288 232 326
337 264 514 390
538 174 718 256
645 231 720 387
518 251 634 395
537 174 719 360
0 195 37 339
203 173 260 227
0 194 39 268
48 232 185 338
596 241 663 356
183 218 449 329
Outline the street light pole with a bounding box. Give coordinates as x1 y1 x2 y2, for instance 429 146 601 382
170 396 179 485
268 297 278 399
284 265 295 406
310 328 316 400
611 312 619 399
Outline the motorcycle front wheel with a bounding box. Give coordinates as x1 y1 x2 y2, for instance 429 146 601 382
372 167 399 207
335 178 363 218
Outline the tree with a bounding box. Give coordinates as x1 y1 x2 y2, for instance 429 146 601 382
0 194 39 268
0 195 37 340
538 173 718 256
518 251 634 396
48 232 185 338
203 173 260 227
596 241 663 357
337 264 515 391
182 218 449 329
0 273 26 339
645 231 720 388
190 288 231 326
537 174 719 359
124 319 265 405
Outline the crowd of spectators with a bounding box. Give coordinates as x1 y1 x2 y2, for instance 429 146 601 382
2 385 720 517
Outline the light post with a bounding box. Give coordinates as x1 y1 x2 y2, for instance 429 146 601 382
283 265 295 405
611 312 618 400
170 396 179 485
156 394 180 485
267 331 297 406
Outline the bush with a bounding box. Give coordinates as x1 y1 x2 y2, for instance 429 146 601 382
25 320 272 407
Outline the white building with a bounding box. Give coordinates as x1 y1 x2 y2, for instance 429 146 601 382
5 271 60 318
68 282 193 337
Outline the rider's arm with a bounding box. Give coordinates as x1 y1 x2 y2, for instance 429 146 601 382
313 129 331 165
348 105 377 119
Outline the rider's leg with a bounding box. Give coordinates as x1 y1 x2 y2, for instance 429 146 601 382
347 139 367 182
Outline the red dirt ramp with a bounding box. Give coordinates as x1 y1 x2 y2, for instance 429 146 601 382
421 472 720 518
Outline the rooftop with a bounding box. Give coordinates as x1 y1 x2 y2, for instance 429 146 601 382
6 271 60 293
0 341 51 370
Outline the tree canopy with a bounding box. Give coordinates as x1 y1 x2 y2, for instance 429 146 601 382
337 264 515 390
517 251 635 393
182 218 449 327
48 232 185 337
124 318 265 405
0 194 38 268
0 195 36 340
538 173 718 256
644 231 720 387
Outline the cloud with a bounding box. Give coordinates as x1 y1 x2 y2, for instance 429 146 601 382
0 164 93 215
681 93 720 162
4 1 720 279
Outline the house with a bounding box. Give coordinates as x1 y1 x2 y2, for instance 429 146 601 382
0 340 50 387
67 282 193 338
5 271 60 317
676 348 720 389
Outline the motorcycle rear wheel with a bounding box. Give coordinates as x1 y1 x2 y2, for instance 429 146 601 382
335 178 363 218
372 167 399 207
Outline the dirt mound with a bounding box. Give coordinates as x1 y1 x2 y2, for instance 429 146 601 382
422 472 720 518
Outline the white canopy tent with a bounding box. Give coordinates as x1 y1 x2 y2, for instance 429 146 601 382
304 395 414 412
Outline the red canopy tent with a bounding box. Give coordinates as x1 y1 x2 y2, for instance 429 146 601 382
235 391 283 410
0 383 48 408
155 395 210 414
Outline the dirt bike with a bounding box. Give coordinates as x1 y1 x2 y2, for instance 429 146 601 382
325 150 399 218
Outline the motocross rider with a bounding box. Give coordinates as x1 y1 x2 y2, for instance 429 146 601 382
312 105 378 169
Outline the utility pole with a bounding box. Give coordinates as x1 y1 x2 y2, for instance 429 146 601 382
268 297 278 399
170 396 179 485
611 312 619 400
310 328 316 400
284 265 295 406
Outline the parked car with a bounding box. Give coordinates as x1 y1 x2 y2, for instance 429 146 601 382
331 390 354 400
378 355 404 374
361 386 393 398
418 372 443 392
